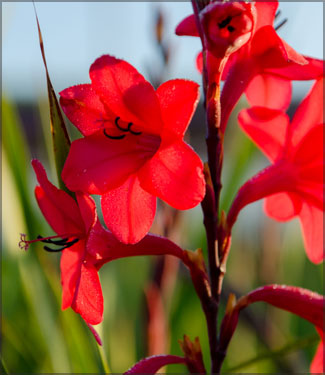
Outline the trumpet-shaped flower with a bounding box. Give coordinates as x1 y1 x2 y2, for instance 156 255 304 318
176 1 323 130
228 78 324 263
60 55 205 244
21 160 192 333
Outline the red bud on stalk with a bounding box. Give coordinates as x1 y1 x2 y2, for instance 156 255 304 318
200 1 256 58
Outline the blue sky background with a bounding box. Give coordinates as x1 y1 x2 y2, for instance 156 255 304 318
2 2 323 101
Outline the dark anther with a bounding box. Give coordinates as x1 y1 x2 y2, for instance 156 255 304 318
43 245 67 252
275 10 281 19
103 129 126 140
129 125 142 136
115 116 131 131
37 235 68 245
275 18 288 31
227 25 235 32
37 235 79 253
115 117 142 136
218 16 232 29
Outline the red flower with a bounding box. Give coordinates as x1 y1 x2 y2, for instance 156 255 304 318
220 285 324 373
227 78 324 263
20 160 190 334
59 55 205 244
176 1 323 130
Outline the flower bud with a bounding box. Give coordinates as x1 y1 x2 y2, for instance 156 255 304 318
200 1 256 58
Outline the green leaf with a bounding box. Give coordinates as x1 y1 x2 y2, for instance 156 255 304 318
34 6 71 193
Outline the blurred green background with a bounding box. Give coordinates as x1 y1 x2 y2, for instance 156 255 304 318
2 2 323 374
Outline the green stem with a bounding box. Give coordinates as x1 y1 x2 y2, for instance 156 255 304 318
226 334 319 372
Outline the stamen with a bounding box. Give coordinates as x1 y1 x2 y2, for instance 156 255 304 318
103 129 126 140
275 18 288 31
19 233 79 252
43 238 79 252
37 235 68 244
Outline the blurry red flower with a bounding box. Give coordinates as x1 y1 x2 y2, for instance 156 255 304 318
60 55 205 244
176 1 323 130
228 78 324 263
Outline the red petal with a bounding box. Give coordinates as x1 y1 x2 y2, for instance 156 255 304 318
196 51 203 73
290 78 324 148
254 1 278 31
220 53 256 132
139 141 205 210
32 159 83 235
86 220 117 260
89 55 163 135
299 203 324 264
238 107 289 162
61 240 103 324
293 124 323 208
61 240 86 310
252 26 307 68
157 79 200 140
242 285 324 330
175 14 199 37
59 84 108 136
76 193 97 233
101 174 156 244
264 56 324 80
71 262 103 325
245 74 292 111
310 332 324 374
264 192 302 221
61 133 147 194
124 354 186 374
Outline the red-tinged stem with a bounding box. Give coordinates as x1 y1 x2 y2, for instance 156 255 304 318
191 1 229 373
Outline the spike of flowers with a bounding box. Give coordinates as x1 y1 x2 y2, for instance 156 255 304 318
59 55 205 244
227 78 324 263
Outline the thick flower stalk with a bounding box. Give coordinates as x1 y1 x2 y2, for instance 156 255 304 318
228 78 324 263
60 55 205 244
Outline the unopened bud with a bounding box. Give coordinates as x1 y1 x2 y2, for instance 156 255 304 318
200 1 256 58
